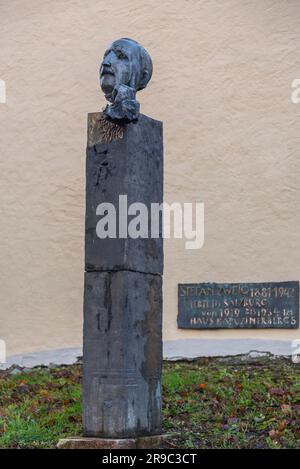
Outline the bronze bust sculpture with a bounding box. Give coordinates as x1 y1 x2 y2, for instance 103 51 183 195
99 38 153 123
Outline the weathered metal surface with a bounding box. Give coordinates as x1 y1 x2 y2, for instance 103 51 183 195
87 112 124 145
178 281 299 329
99 38 153 123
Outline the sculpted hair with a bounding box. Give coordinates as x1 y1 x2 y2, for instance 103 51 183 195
121 38 153 90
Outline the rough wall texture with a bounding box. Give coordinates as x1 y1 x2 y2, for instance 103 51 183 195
0 0 300 357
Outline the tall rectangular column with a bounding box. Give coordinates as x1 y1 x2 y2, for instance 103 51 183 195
83 112 163 438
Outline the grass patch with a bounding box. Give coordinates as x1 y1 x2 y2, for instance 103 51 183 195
0 359 299 448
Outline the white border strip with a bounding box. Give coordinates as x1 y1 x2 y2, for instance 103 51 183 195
1 339 294 369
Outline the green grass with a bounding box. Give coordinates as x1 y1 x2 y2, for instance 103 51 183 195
0 359 299 448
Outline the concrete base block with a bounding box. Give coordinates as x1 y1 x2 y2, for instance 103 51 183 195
57 435 166 449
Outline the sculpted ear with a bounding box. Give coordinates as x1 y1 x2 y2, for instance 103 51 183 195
139 69 150 90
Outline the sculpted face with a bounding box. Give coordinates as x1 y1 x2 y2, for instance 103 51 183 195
100 39 137 101
99 38 152 122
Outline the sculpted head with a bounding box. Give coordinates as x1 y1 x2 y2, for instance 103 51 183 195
99 38 153 122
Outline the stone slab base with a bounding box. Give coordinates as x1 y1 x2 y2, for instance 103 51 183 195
57 435 166 449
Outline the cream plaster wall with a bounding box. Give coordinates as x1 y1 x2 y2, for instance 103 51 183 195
0 0 300 358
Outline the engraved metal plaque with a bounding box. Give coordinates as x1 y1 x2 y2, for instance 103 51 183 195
178 281 299 329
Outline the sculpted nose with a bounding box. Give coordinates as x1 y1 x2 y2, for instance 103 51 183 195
102 57 111 67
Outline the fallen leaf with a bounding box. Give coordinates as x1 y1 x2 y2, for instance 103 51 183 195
269 387 285 396
281 404 292 415
18 383 29 395
227 417 239 425
268 429 279 439
194 383 206 393
278 420 287 431
234 381 244 391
